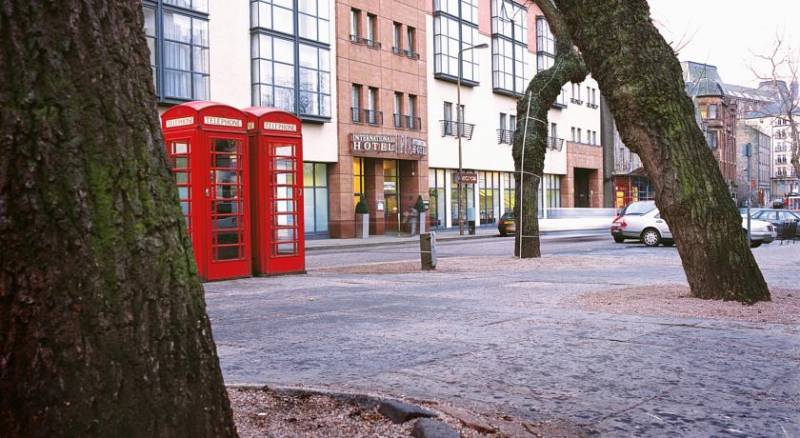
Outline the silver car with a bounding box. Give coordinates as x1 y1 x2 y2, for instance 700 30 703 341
611 201 776 247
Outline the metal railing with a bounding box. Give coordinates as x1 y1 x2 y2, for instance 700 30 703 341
548 136 564 151
440 120 475 139
497 128 514 144
349 35 381 50
404 115 421 130
364 109 382 126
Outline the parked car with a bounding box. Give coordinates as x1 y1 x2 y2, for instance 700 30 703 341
498 212 516 236
611 201 776 247
749 209 800 237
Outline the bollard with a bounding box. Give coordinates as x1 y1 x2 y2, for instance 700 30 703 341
420 232 437 271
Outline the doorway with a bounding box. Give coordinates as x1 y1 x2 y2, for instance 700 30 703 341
383 159 400 233
574 168 592 208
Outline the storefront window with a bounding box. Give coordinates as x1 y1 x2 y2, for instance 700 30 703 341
545 174 561 208
304 162 328 235
451 171 475 224
479 171 500 224
503 172 515 214
428 169 447 228
353 157 365 206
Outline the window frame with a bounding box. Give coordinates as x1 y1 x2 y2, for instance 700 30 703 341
433 0 481 86
250 0 332 122
144 0 210 103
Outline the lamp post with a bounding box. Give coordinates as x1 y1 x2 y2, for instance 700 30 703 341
456 42 488 235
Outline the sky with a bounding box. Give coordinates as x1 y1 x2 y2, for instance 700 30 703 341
648 0 800 86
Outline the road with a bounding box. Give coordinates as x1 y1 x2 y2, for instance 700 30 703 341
206 235 800 437
306 230 615 270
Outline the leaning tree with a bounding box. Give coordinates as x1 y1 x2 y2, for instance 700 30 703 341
512 0 586 258
0 1 237 436
547 0 769 303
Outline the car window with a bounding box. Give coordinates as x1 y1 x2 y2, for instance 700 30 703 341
779 211 799 221
622 201 655 216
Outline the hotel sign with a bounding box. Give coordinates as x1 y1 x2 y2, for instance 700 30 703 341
351 134 427 159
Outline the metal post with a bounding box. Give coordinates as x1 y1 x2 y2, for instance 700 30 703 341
518 90 533 259
457 49 464 235
745 142 752 246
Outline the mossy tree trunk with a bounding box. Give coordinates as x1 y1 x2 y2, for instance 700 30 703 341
552 0 770 303
0 1 237 436
513 0 586 258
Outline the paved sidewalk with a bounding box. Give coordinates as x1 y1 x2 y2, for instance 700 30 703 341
306 216 613 251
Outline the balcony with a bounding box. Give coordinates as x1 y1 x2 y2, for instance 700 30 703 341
403 49 420 60
440 120 475 139
404 115 421 130
570 98 583 105
349 35 381 50
587 102 599 109
364 109 382 126
547 137 564 151
497 129 514 145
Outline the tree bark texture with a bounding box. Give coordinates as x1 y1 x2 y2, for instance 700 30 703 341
513 0 586 258
552 0 770 303
0 1 237 436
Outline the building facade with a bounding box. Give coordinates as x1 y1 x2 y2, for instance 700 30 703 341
735 122 772 207
425 0 602 229
143 0 603 239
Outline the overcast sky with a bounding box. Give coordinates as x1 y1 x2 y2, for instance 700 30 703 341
648 0 800 86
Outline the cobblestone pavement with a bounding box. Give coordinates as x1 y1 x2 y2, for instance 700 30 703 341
206 239 800 437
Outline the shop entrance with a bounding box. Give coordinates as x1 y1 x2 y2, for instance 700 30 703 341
574 168 592 208
384 159 400 233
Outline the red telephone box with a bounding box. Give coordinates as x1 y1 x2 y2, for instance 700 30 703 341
161 102 252 281
243 107 305 275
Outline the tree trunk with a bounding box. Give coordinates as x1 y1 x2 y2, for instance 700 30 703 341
552 0 770 303
0 2 237 436
513 1 586 258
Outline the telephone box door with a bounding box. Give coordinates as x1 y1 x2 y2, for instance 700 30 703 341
268 139 305 273
205 134 250 280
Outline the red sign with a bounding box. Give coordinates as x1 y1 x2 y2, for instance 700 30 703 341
455 172 478 184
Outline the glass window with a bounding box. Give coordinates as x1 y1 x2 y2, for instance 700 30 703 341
491 0 528 95
433 0 480 83
251 0 331 117
535 16 555 73
393 22 402 50
304 162 329 234
350 8 360 38
406 26 416 54
143 1 209 101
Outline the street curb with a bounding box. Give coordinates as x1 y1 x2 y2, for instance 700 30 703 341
306 227 609 252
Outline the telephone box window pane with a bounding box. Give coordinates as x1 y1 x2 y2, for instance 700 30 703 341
216 246 241 260
178 187 189 199
274 145 294 157
276 200 295 212
215 217 239 230
175 172 188 184
215 153 239 168
173 141 189 154
276 214 296 226
216 231 240 245
275 186 294 199
214 139 238 153
216 185 239 199
180 201 190 215
275 229 296 241
214 170 239 184
274 158 294 171
275 172 295 185
275 242 296 255
174 157 189 168
215 202 240 215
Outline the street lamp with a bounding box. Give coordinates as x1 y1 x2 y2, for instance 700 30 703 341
456 42 488 235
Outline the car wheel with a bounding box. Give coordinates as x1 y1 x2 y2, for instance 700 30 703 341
641 228 661 247
750 241 762 248
613 236 625 243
